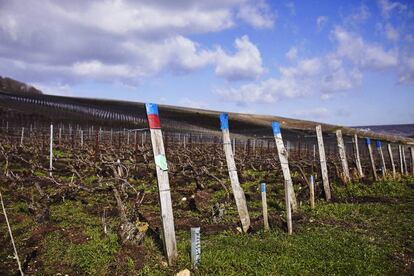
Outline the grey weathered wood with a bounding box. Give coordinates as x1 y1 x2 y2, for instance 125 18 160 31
410 147 414 175
20 127 24 146
284 180 293 235
273 122 298 211
387 144 396 178
316 125 331 201
80 130 84 147
146 104 177 265
353 134 364 178
366 139 378 181
402 145 408 175
336 130 350 182
221 126 251 232
377 142 386 178
309 175 315 209
260 183 269 231
49 124 53 177
398 145 404 174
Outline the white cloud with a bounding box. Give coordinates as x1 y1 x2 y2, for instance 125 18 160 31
178 98 209 109
378 0 407 19
237 0 275 28
285 47 298 61
332 26 398 70
0 0 274 84
316 16 328 32
292 107 329 119
384 23 400 41
214 35 264 81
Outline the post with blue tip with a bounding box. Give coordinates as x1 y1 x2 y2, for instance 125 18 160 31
366 138 378 181
261 183 270 231
220 113 251 232
272 122 298 212
376 140 386 177
145 103 177 265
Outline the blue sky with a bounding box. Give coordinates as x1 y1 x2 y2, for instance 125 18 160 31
0 0 413 126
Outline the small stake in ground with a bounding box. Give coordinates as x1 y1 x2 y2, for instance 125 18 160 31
220 113 250 232
309 175 315 209
145 103 177 265
261 183 270 231
49 123 53 177
191 227 201 269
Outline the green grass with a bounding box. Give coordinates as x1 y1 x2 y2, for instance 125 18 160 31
139 177 414 275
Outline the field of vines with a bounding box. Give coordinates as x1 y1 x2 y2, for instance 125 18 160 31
0 91 414 275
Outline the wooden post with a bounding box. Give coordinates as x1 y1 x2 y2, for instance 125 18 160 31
145 103 177 265
20 127 24 146
220 113 250 232
315 125 331 201
410 147 414 175
59 128 62 144
49 124 53 177
387 144 396 178
398 145 404 174
80 130 84 147
376 140 386 178
366 138 378 181
261 183 269 231
309 175 315 209
284 180 293 235
353 134 364 178
272 122 298 211
336 130 350 182
402 145 408 175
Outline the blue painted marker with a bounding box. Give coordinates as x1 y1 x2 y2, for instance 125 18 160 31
220 113 229 130
272 122 281 136
261 183 266 193
365 138 371 145
375 140 381 148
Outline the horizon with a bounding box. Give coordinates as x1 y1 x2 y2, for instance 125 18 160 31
0 0 413 126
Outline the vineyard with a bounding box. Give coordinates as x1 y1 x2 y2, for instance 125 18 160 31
0 89 414 275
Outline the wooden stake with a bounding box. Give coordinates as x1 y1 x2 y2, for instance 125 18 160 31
402 145 408 175
145 103 177 265
220 113 251 232
398 145 404 174
376 140 386 178
387 144 396 178
410 147 414 175
272 122 298 211
80 130 84 147
284 180 293 235
336 130 350 182
49 124 53 177
366 138 378 181
353 134 364 178
261 183 269 231
316 125 331 201
309 175 315 209
20 127 24 146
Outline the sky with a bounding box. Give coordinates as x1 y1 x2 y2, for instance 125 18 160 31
0 0 413 126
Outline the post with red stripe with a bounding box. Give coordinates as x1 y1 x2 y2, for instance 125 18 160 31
145 103 177 265
220 113 250 233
